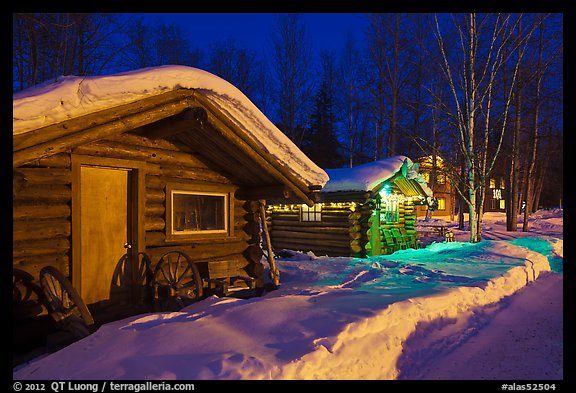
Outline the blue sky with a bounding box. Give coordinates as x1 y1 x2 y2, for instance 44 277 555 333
133 13 370 56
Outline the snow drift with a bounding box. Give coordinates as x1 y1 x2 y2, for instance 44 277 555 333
13 233 561 380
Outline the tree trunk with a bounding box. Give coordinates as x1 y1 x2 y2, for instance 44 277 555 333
522 18 544 231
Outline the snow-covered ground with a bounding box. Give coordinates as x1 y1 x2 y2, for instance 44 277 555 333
13 210 563 380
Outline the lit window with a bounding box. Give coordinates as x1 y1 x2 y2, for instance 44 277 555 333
421 171 430 183
381 194 404 223
437 197 446 211
166 183 233 241
301 204 322 222
500 178 505 189
489 178 496 189
499 199 506 210
437 173 446 185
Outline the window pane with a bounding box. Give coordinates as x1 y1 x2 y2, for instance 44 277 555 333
173 193 225 232
437 197 446 210
301 204 322 222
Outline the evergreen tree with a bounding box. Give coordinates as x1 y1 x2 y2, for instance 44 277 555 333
303 81 345 168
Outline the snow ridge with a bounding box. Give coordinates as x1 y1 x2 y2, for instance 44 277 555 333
272 250 550 380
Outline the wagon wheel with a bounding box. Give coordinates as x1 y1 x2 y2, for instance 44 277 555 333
110 252 154 305
13 268 44 319
39 266 94 339
152 251 203 311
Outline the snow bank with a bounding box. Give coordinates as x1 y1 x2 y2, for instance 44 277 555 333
273 247 551 379
13 236 557 380
13 65 328 187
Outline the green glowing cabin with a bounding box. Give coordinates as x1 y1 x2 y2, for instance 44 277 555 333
267 156 435 257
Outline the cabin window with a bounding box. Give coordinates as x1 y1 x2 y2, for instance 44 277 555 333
301 203 322 222
421 171 430 183
437 197 446 211
489 178 496 189
382 198 399 223
166 183 235 241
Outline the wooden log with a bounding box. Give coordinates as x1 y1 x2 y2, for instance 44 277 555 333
269 207 299 213
243 221 260 236
244 243 263 265
145 239 248 262
271 219 349 228
13 168 71 185
145 216 165 231
13 91 195 167
13 218 71 242
109 130 189 151
145 174 232 190
13 253 70 280
146 187 165 204
102 137 210 169
14 184 71 203
348 212 362 221
270 213 299 221
349 232 361 240
270 224 349 234
350 243 363 253
236 185 292 201
348 224 362 233
271 240 350 255
13 237 71 257
270 235 351 248
320 208 352 214
238 212 260 223
145 162 231 184
142 107 207 139
271 230 350 241
145 230 167 246
145 203 165 216
243 200 261 213
13 203 71 221
20 153 71 169
319 214 351 222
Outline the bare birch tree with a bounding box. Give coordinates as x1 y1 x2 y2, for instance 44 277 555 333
434 13 536 242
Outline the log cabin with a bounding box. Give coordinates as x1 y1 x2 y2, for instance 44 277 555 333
266 156 434 257
415 155 456 218
13 66 328 328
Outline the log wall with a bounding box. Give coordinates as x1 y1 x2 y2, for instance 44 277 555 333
13 132 261 291
267 202 362 257
267 198 421 258
14 160 73 279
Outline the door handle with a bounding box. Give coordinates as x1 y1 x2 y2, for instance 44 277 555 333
124 242 132 249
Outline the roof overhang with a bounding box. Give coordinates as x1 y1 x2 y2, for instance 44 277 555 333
13 89 319 205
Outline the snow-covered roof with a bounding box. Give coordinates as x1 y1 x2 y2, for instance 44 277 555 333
322 155 433 197
12 65 329 188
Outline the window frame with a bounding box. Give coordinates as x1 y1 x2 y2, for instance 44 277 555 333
165 182 236 242
300 203 322 222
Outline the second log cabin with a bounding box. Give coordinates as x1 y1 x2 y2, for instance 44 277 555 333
266 156 435 257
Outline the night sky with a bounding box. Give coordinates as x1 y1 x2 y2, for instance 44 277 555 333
133 13 370 58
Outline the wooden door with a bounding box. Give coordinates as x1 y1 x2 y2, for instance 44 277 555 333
78 166 132 305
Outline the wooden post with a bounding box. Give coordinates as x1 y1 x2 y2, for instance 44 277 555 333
259 199 280 287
